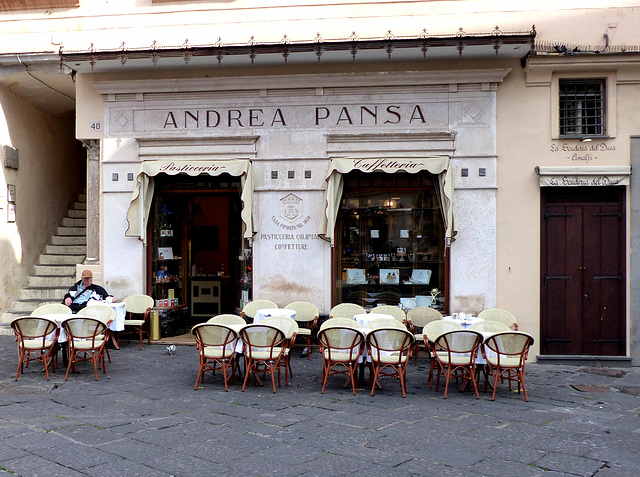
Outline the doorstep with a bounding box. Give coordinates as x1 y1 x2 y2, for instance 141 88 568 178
536 355 632 367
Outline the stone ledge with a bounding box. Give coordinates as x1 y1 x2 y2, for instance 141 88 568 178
537 355 633 367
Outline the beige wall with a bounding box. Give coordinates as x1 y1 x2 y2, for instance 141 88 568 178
496 57 639 357
0 88 84 319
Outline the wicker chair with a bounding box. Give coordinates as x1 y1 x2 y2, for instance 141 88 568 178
469 321 511 333
408 307 444 365
285 301 319 360
478 308 519 331
32 303 72 316
329 303 365 319
240 299 277 321
81 304 116 363
261 315 299 385
317 326 365 395
191 323 239 391
433 330 483 399
122 294 154 350
367 328 414 397
11 316 59 381
483 331 535 401
373 305 406 324
422 320 465 384
240 324 285 393
207 314 247 326
366 318 407 331
62 316 108 381
319 317 358 332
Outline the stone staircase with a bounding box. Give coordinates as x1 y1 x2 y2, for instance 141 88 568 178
2 194 86 323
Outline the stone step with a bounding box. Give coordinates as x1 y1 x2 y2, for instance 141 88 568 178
61 217 86 227
38 253 85 265
20 287 68 300
28 275 75 287
45 244 86 255
57 226 85 236
51 235 86 246
11 299 53 313
78 193 86 202
73 201 86 210
34 264 76 276
68 209 87 219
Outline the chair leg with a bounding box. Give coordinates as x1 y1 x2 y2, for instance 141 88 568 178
139 327 143 350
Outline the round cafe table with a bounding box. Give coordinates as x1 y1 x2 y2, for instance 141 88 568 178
86 300 127 349
353 312 395 329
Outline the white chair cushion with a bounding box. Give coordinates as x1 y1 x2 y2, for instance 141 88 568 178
125 320 145 326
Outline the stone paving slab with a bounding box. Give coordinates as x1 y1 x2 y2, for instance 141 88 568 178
1 335 639 476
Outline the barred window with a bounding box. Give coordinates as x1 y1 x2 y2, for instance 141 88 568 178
559 79 606 136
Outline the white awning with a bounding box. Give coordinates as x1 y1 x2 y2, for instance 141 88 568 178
318 156 455 247
535 165 631 187
125 159 254 244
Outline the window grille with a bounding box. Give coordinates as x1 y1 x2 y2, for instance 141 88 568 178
559 79 605 136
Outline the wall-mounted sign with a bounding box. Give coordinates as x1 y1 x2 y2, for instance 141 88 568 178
535 166 631 187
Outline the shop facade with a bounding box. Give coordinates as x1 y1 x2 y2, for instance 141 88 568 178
87 66 507 324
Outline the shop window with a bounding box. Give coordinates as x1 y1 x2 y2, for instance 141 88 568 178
149 173 249 316
559 79 605 137
336 171 445 312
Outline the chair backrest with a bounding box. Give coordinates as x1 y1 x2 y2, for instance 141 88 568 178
82 304 116 325
191 323 238 357
319 317 358 332
207 314 246 326
478 308 518 330
422 320 464 342
367 328 414 363
241 299 277 319
484 331 534 365
11 316 58 345
285 301 319 325
373 305 406 323
123 295 154 315
329 303 366 319
435 330 483 360
366 318 407 331
239 324 285 359
261 315 299 339
62 317 107 345
469 321 511 333
407 307 443 328
32 303 72 316
317 327 365 360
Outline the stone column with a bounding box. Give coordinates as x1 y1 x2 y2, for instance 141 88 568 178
82 139 100 264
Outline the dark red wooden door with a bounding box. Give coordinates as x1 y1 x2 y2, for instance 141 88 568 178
541 188 625 355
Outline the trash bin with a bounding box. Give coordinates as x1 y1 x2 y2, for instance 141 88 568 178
149 310 161 340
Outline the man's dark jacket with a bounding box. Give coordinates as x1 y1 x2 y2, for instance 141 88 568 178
62 280 109 313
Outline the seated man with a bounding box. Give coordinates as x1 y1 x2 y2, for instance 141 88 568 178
63 269 109 313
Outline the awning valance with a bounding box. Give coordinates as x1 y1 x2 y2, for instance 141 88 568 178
318 156 455 247
125 159 254 244
535 165 631 187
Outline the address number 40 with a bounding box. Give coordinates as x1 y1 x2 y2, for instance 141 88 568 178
89 121 102 131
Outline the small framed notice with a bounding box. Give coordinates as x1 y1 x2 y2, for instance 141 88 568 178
158 247 174 260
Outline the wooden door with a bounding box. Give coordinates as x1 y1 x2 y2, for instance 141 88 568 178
541 187 625 355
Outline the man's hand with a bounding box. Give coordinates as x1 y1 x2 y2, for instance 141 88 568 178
64 297 72 306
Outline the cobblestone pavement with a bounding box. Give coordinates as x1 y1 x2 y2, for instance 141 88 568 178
0 334 639 476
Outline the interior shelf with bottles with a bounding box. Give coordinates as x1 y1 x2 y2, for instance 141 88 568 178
150 197 185 307
336 172 446 311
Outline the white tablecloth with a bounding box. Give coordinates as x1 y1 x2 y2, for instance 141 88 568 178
254 308 296 324
86 300 126 331
443 316 484 329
